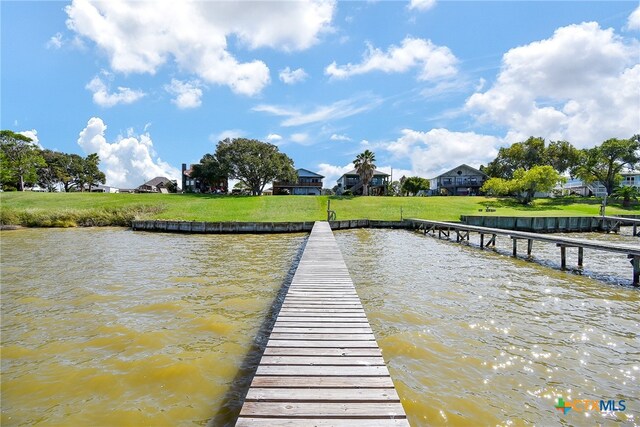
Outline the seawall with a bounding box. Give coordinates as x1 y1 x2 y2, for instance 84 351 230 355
459 215 640 233
131 219 410 234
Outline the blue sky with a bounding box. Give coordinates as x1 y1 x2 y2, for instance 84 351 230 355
2 1 639 188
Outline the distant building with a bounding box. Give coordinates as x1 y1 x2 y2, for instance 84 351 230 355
137 177 179 193
90 185 119 193
429 164 487 196
181 163 228 193
336 169 390 195
559 178 607 197
273 168 324 195
621 170 640 189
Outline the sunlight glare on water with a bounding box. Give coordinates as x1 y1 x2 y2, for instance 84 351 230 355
336 228 639 427
1 228 304 426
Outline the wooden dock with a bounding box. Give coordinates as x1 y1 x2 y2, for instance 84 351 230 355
409 219 640 286
237 221 408 426
601 215 640 236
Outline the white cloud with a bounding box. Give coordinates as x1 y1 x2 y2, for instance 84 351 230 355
325 37 458 80
65 0 335 96
317 163 354 187
86 76 145 107
266 133 283 142
279 67 309 84
46 32 63 49
627 5 640 31
408 0 436 12
290 133 311 145
76 117 180 188
164 79 203 109
466 22 640 147
253 95 382 127
18 130 42 148
330 133 351 141
385 128 501 178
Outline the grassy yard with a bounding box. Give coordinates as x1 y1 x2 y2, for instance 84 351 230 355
1 192 637 227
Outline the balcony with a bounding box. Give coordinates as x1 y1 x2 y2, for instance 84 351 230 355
273 181 322 187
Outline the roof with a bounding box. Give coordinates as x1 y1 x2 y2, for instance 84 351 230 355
140 176 174 187
297 168 324 178
340 168 390 178
432 164 487 179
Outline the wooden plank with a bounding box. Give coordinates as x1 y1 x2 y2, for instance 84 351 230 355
245 387 400 401
239 402 406 417
263 347 383 357
272 327 374 334
236 418 410 426
268 333 375 340
256 365 390 376
249 376 395 388
267 340 379 348
259 356 386 366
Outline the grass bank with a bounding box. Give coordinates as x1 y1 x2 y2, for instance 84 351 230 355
0 192 637 227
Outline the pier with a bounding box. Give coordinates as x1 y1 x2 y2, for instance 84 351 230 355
601 215 640 236
410 219 640 286
237 221 408 425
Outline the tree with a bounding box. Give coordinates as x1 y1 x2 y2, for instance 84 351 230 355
611 185 639 208
82 153 107 192
58 153 85 192
215 138 296 195
481 165 564 204
0 130 46 191
190 153 226 192
572 137 640 196
401 176 430 196
483 136 580 179
353 149 376 196
37 149 66 192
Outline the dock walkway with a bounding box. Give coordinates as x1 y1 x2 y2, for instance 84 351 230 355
409 218 640 286
237 221 408 426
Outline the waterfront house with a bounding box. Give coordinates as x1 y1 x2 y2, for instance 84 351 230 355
336 169 390 195
273 168 324 195
559 178 607 197
137 177 179 193
181 163 228 193
621 170 640 189
429 164 487 196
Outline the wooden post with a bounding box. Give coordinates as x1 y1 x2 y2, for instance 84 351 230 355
512 238 517 257
527 239 533 258
560 245 567 270
480 233 485 249
578 247 584 268
630 255 639 287
634 224 638 237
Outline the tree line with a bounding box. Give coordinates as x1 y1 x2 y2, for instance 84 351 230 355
1 130 106 192
480 136 640 204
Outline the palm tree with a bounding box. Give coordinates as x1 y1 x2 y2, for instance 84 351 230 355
611 185 639 208
353 150 376 196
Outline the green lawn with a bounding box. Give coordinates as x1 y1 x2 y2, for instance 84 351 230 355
1 192 637 227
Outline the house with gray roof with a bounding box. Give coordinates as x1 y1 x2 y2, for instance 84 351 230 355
273 168 324 195
429 164 487 196
336 169 390 195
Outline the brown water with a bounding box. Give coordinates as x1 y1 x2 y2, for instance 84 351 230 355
335 228 639 427
0 228 305 426
2 227 638 427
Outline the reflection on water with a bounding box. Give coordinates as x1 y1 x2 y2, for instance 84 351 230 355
336 228 639 427
1 228 304 426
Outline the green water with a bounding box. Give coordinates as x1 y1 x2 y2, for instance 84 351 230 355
1 228 305 426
